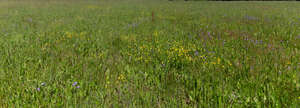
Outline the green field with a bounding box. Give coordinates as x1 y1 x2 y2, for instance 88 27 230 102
0 0 299 107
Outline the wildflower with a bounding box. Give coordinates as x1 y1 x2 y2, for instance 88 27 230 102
76 86 80 89
127 23 138 28
161 63 166 67
217 58 221 64
244 15 258 21
118 74 125 81
36 88 40 91
153 31 158 37
72 82 78 86
41 82 45 86
297 35 300 39
66 32 72 38
194 51 199 56
287 61 291 65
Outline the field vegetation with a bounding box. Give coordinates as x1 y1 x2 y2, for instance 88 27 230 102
0 0 299 107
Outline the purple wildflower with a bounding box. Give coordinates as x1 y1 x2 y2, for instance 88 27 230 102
244 15 258 21
72 82 78 86
36 88 40 91
76 86 80 89
297 35 300 39
194 51 199 56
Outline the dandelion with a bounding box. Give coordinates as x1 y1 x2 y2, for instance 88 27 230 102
72 82 78 86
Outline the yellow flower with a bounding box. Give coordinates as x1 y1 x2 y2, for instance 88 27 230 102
66 32 72 38
217 58 221 64
118 74 125 81
187 56 193 62
287 61 291 65
153 31 158 37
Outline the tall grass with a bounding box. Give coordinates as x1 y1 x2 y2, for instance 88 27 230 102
0 1 299 107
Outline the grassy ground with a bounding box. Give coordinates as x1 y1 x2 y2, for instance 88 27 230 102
0 0 299 107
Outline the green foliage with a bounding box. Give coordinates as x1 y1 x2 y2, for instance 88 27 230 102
0 1 299 107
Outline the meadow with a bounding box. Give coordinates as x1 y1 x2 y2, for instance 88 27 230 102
0 0 299 107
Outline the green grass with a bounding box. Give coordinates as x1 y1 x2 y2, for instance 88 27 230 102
0 0 299 107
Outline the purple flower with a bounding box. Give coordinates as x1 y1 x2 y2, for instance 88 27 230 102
244 15 258 21
194 51 199 56
207 32 210 36
36 88 40 91
297 35 300 39
76 86 80 89
72 82 78 86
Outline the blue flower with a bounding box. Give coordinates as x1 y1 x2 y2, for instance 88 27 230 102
244 15 258 21
72 82 78 86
